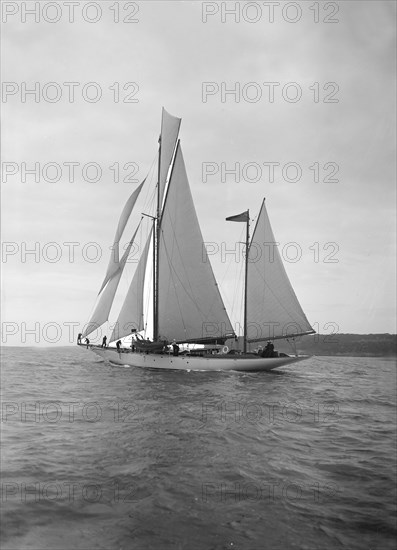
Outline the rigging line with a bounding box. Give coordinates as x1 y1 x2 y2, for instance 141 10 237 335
121 216 145 286
139 152 159 225
141 150 158 206
230 248 245 323
142 227 154 321
142 177 157 219
143 253 153 339
215 251 235 314
229 224 245 323
286 337 298 355
110 217 144 314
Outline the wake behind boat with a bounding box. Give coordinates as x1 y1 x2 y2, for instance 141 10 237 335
79 108 315 372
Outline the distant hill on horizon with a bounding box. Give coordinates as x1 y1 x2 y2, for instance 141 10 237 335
1 333 396 356
227 333 397 357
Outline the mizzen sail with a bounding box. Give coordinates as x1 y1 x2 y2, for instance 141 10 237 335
246 199 314 342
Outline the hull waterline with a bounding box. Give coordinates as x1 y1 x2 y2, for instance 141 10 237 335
83 345 311 372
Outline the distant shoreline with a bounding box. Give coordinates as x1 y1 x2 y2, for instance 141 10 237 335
2 331 396 359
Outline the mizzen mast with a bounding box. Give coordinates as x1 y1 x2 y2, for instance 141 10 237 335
243 211 250 354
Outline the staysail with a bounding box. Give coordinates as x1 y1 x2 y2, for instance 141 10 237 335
98 180 144 294
110 228 152 342
157 142 234 343
158 107 181 207
246 199 315 342
82 225 140 339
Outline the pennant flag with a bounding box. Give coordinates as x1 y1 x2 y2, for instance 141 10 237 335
226 211 249 223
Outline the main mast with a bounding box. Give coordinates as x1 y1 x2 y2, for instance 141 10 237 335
243 212 250 354
152 108 182 342
153 136 161 342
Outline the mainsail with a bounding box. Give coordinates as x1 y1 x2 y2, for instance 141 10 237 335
246 199 314 342
82 225 140 339
157 141 234 343
110 228 152 342
159 107 181 207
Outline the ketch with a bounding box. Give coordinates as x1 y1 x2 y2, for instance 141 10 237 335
79 108 315 371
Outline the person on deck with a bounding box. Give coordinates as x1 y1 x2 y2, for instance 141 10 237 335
116 340 122 351
131 329 136 352
85 338 90 349
77 333 82 345
101 336 107 348
172 339 180 357
262 341 274 358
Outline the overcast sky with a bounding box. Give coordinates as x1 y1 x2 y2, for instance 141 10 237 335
2 0 396 346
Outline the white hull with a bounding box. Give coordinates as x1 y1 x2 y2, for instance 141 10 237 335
84 346 310 372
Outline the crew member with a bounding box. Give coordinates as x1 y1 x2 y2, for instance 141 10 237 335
172 339 180 357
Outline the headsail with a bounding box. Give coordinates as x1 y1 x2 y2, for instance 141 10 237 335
157 142 234 343
82 225 140 339
158 107 181 207
110 228 152 342
246 199 314 342
98 180 144 294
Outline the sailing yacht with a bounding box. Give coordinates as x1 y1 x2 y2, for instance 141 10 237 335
79 108 315 371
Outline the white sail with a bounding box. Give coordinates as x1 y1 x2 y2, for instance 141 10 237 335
110 229 152 342
157 142 234 343
81 109 316 372
98 180 144 294
82 226 140 339
159 107 181 207
246 199 314 342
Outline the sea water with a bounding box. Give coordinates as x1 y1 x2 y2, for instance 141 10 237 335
1 347 396 550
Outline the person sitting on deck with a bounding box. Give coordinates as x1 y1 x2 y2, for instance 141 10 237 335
261 341 274 358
